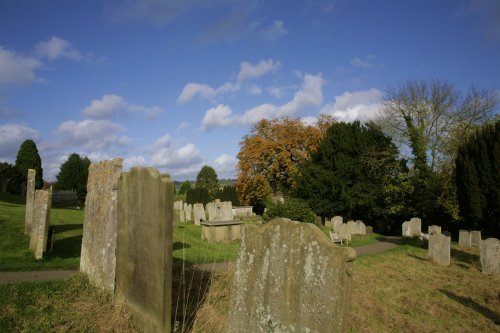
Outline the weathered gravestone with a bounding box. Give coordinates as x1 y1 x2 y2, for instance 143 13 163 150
480 238 500 275
24 169 36 235
325 218 333 229
193 203 205 225
338 223 351 243
402 221 410 237
80 158 123 291
409 217 422 236
227 218 356 333
207 200 233 221
428 233 450 266
174 200 183 210
30 187 52 259
355 220 366 235
115 167 173 333
184 203 192 221
347 220 357 235
470 231 481 247
332 216 343 233
366 226 373 235
458 230 471 247
428 225 441 236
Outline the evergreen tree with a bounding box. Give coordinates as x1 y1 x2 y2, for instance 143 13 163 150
456 121 499 237
195 165 219 198
216 186 240 206
15 139 43 189
178 180 192 195
186 187 210 205
54 153 91 202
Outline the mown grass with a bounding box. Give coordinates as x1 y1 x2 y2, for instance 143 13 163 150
0 273 137 332
0 193 84 271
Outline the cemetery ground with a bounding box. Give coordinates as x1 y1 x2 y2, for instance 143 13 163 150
1 195 499 332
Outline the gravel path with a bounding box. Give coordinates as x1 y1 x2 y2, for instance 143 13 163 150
0 236 404 282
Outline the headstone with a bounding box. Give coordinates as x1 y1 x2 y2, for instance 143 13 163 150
458 230 471 247
179 209 185 222
115 167 173 333
184 204 192 221
409 217 421 237
332 216 343 232
174 200 183 211
402 221 411 237
233 206 254 217
428 225 441 236
355 220 366 235
338 223 351 242
227 218 356 333
207 201 233 221
366 226 373 235
428 233 450 266
24 169 36 235
30 187 52 259
80 158 123 291
480 238 500 275
325 219 333 229
347 220 357 235
470 231 481 247
193 203 205 225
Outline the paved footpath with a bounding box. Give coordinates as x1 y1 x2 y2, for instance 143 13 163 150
0 236 404 283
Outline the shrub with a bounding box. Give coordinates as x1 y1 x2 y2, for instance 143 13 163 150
263 198 316 224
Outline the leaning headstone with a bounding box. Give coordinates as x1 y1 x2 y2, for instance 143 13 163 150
428 233 450 266
458 230 471 247
470 231 481 247
338 223 351 243
409 217 421 237
227 218 356 333
80 158 123 291
193 203 205 225
428 225 441 236
480 238 500 275
115 167 173 333
332 216 343 232
24 169 36 235
30 187 52 259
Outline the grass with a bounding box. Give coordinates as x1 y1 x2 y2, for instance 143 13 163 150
0 193 84 271
0 273 137 332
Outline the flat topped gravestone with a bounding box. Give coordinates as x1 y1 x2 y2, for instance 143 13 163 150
459 230 471 247
480 238 500 275
115 167 173 333
470 231 481 247
227 218 356 333
24 169 36 235
80 158 123 292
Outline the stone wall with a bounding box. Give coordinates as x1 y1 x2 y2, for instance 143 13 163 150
80 158 123 291
24 169 36 235
30 187 52 259
115 167 173 333
227 218 356 333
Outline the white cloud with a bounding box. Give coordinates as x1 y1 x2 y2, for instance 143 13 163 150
214 153 236 178
176 82 239 104
54 119 130 150
320 88 384 122
247 84 262 95
237 59 281 82
260 20 288 42
350 55 375 68
301 116 318 126
202 73 324 129
0 47 42 85
0 123 40 160
123 155 147 170
82 94 163 119
268 86 284 98
151 142 202 169
35 36 92 62
176 121 191 132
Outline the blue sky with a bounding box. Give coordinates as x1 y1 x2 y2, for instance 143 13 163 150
1 0 499 181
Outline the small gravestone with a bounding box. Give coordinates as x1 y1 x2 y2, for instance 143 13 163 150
115 167 173 333
366 226 373 235
355 220 366 235
338 223 351 243
402 221 411 237
480 238 500 275
428 233 450 266
30 187 52 259
193 203 205 225
428 225 441 236
24 169 36 235
332 216 343 232
409 217 421 236
227 218 356 333
459 230 471 247
470 231 481 247
80 158 123 291
347 220 357 235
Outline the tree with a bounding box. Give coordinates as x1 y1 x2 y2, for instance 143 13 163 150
236 116 333 205
295 121 402 226
54 153 91 202
186 187 211 205
195 165 219 198
455 121 499 237
263 198 316 224
178 181 192 195
15 139 43 189
215 185 240 206
0 162 21 193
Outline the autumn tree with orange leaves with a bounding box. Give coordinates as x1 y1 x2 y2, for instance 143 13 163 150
236 116 333 206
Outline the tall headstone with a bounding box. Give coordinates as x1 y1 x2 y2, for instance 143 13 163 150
428 233 450 266
184 203 193 221
480 238 500 275
80 158 123 291
458 230 471 247
409 217 422 236
428 225 441 236
30 187 52 259
193 203 205 225
332 216 343 232
470 231 481 247
24 169 36 235
227 218 356 333
115 167 173 333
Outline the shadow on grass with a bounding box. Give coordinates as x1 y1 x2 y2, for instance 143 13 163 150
173 242 191 251
407 253 431 261
0 193 24 205
172 257 213 332
51 224 82 233
439 289 500 325
450 248 480 266
47 235 82 259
